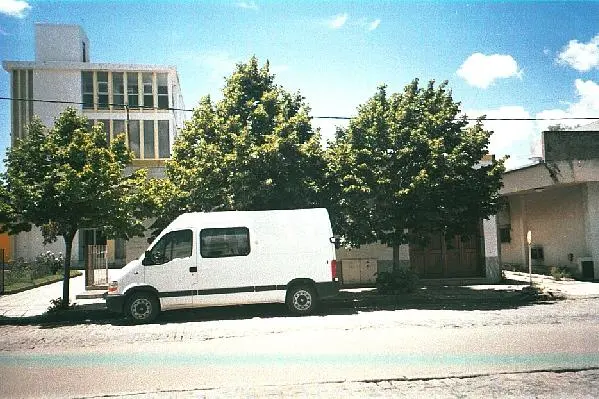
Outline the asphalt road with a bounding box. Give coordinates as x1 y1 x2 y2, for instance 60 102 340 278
1 309 599 397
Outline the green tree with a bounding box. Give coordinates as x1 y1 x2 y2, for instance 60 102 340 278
327 80 505 269
1 108 151 307
154 57 325 231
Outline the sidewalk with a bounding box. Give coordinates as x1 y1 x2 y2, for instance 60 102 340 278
0 270 121 318
505 271 599 299
1 270 598 319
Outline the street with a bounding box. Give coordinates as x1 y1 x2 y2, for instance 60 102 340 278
1 297 599 397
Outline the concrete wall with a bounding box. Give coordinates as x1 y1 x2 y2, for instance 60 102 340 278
12 227 73 263
583 182 599 278
336 242 410 276
33 69 81 126
36 24 89 63
483 215 501 282
502 185 588 273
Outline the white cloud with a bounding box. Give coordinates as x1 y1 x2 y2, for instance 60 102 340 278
465 79 599 170
465 106 536 170
368 19 381 31
536 79 599 131
457 53 522 89
328 13 348 29
202 52 239 79
0 0 31 18
557 34 599 72
236 1 258 10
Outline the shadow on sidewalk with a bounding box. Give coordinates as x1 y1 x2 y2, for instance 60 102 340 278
0 283 555 328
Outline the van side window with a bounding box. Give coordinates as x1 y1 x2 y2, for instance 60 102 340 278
146 229 193 265
200 227 250 258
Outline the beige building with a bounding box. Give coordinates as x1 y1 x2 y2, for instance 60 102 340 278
499 126 599 280
3 24 186 267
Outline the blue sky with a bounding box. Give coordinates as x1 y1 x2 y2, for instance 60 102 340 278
1 0 599 170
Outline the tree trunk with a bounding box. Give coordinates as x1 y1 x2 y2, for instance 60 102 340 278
392 243 400 271
61 231 75 308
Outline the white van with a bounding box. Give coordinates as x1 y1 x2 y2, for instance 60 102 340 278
106 208 339 322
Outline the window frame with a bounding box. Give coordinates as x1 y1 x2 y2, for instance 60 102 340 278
145 229 193 266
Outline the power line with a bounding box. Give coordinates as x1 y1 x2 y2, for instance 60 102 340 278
1 96 599 122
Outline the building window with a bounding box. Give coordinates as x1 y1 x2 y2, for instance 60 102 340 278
27 70 33 121
11 69 34 142
128 120 140 158
142 72 153 109
97 71 109 109
82 71 94 109
200 227 250 258
499 225 511 243
112 72 124 109
157 73 168 109
96 119 110 144
82 42 87 62
127 72 139 109
143 120 155 159
158 120 170 158
147 230 193 265
113 120 126 138
531 246 544 260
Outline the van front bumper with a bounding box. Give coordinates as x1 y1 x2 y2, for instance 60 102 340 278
105 294 126 314
315 281 340 299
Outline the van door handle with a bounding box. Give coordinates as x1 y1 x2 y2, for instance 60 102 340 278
189 266 197 273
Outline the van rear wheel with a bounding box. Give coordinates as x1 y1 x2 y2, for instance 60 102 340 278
126 292 159 323
286 285 317 315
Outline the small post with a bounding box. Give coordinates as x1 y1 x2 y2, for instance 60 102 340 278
527 230 532 287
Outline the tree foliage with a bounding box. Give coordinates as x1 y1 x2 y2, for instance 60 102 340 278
1 108 151 306
153 57 326 232
327 79 505 263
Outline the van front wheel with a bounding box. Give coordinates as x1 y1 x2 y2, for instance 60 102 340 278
286 285 317 315
126 292 159 323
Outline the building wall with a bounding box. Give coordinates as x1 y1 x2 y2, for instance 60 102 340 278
502 185 588 272
36 24 89 63
12 227 72 262
583 182 599 278
33 69 81 126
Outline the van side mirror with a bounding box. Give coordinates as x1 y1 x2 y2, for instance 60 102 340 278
329 236 341 249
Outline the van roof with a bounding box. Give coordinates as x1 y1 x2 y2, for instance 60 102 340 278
168 208 330 230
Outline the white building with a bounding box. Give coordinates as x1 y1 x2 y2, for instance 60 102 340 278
499 126 599 280
2 24 187 267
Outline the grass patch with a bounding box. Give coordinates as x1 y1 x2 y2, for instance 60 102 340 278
2 270 81 294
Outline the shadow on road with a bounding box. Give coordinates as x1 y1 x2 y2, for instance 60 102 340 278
0 281 555 328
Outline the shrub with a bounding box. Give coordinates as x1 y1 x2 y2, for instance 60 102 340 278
550 266 572 281
47 297 75 313
5 258 31 283
376 268 419 294
32 251 64 278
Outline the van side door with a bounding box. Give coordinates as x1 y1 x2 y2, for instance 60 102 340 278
196 226 254 306
143 229 197 309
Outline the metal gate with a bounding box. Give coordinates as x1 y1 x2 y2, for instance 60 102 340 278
85 245 108 289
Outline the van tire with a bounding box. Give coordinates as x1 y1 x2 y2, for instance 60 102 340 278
126 292 159 323
286 285 317 315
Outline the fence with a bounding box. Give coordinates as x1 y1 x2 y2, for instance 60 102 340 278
85 245 108 289
0 248 4 294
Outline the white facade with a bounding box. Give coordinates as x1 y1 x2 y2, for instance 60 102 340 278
3 24 187 266
499 130 599 280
